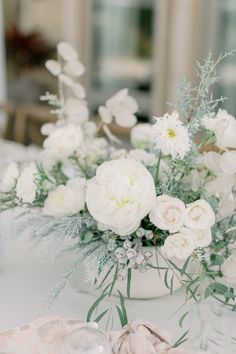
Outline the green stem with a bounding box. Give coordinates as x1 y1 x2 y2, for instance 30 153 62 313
155 150 162 185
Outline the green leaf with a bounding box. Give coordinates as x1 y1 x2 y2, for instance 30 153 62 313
210 254 225 266
108 265 118 296
116 305 126 327
117 290 128 326
164 269 170 289
86 293 108 322
127 269 132 298
179 311 189 328
95 309 109 323
173 330 189 347
205 282 228 298
82 231 94 243
180 257 191 276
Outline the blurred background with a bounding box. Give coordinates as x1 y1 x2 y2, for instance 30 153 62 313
0 0 236 145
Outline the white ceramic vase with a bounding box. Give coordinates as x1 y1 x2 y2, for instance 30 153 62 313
71 246 184 299
106 246 184 299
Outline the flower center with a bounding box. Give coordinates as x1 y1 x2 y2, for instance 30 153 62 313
167 128 177 139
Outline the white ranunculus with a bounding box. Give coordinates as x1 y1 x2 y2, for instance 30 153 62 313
45 60 61 76
193 229 212 248
149 195 186 233
162 228 196 260
16 163 37 203
130 123 153 149
184 199 215 230
0 162 19 192
57 42 78 61
221 254 236 288
204 109 236 149
219 151 236 174
43 124 83 160
127 149 156 167
86 158 156 236
43 177 85 217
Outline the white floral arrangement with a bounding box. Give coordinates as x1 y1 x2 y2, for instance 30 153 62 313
0 43 236 329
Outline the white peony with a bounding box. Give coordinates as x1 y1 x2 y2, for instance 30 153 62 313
86 158 156 236
43 177 86 217
193 229 212 248
184 199 215 230
152 112 191 159
43 124 83 160
130 123 153 149
16 163 37 203
0 162 19 192
204 109 236 149
149 195 186 233
98 89 138 128
221 254 236 288
162 228 196 260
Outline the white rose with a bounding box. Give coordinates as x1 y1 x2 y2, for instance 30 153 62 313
127 149 156 166
162 228 196 260
130 123 153 149
184 199 215 230
193 229 212 248
0 162 19 192
43 124 83 160
149 195 185 233
43 177 85 217
204 109 236 149
221 254 236 288
16 163 37 203
86 158 156 236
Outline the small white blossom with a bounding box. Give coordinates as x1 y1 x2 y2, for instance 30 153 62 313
43 124 83 160
98 89 138 128
43 177 86 217
63 60 85 77
16 163 37 203
130 123 153 149
126 248 137 259
45 60 61 76
135 254 146 265
136 228 145 238
114 247 126 259
0 162 19 193
204 109 236 150
57 42 78 61
144 250 153 259
145 230 154 240
152 111 191 159
221 254 236 287
123 239 132 250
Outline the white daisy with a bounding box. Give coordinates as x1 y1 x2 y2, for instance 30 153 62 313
152 111 191 159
